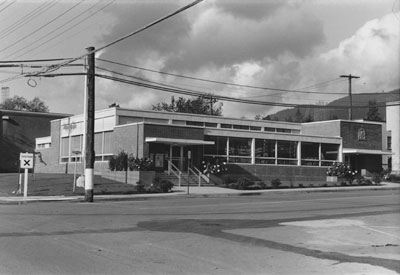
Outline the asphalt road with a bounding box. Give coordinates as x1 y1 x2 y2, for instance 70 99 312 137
0 189 399 275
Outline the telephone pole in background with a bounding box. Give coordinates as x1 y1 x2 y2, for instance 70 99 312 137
340 74 360 120
85 47 95 202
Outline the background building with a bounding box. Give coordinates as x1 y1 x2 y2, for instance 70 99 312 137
0 109 69 172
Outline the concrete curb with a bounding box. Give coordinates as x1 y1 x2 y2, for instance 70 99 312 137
0 182 398 204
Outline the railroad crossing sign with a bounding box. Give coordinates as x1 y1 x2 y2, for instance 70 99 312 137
20 153 34 169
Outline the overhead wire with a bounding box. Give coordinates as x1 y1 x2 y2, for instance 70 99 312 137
96 58 348 95
0 0 83 56
94 73 390 109
0 0 57 40
95 65 342 105
8 0 115 60
0 0 16 14
33 0 204 75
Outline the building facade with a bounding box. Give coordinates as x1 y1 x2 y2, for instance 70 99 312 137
0 109 69 172
34 107 392 182
386 101 400 175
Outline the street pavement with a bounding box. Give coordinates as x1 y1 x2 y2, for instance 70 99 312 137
0 181 399 203
0 189 398 275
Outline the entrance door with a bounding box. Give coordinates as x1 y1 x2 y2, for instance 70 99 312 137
171 146 185 172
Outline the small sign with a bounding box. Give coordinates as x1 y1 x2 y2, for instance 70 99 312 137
20 153 34 169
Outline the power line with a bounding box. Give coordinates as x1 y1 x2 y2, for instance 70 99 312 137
0 0 16 14
7 0 115 60
36 0 204 75
0 0 57 40
0 0 83 55
95 65 344 105
94 73 391 109
0 57 74 63
96 58 348 95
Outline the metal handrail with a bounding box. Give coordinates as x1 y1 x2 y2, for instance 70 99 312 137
194 166 210 185
188 167 201 186
167 160 182 187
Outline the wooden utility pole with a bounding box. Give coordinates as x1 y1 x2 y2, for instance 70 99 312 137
85 47 95 202
340 74 360 120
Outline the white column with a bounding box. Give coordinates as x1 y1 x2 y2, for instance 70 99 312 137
251 138 255 164
297 141 301 166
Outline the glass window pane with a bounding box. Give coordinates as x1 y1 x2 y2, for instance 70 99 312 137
321 143 339 161
255 139 275 157
204 136 227 155
277 140 297 158
301 142 319 160
94 133 102 155
70 135 82 154
103 131 113 154
61 137 69 157
229 137 251 156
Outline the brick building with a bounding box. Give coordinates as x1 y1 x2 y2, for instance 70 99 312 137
0 109 69 172
34 107 393 182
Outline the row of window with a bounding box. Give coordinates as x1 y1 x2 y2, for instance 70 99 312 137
186 121 297 133
203 136 339 166
60 132 113 163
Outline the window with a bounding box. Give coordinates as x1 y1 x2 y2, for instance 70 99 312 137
255 139 276 165
277 140 297 165
233 124 249 130
277 128 291 133
264 127 275 132
321 143 339 166
61 137 69 158
70 135 82 154
228 137 251 163
186 121 204 127
250 126 262 131
301 142 319 166
387 136 392 150
205 122 217 128
229 137 251 156
204 136 227 156
221 124 232 129
103 131 113 154
94 133 103 156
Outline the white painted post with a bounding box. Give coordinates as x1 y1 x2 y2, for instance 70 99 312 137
23 168 28 198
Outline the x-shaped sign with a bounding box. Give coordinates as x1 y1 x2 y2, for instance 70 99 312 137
23 160 31 166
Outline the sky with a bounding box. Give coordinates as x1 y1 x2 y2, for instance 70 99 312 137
0 0 399 119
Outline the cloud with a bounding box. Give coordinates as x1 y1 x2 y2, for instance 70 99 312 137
92 2 398 119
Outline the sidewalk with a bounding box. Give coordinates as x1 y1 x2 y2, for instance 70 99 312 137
0 182 399 203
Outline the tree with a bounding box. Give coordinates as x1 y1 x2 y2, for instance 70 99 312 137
294 108 304 123
0 96 49 112
152 95 223 116
364 100 383 122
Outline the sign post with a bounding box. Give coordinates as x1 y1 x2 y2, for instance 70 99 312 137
20 153 34 198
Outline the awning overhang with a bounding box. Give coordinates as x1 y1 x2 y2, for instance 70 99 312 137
145 137 214 146
343 148 393 155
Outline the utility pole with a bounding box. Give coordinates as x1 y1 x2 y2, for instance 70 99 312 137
85 47 95 202
208 95 216 115
340 74 360 120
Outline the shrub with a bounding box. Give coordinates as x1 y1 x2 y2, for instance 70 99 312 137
109 152 154 172
108 151 128 171
222 175 237 185
201 159 227 175
271 178 282 188
237 177 253 190
136 181 145 192
150 177 173 193
371 173 382 185
326 162 356 181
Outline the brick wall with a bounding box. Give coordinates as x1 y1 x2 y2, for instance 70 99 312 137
341 121 382 150
224 164 327 183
